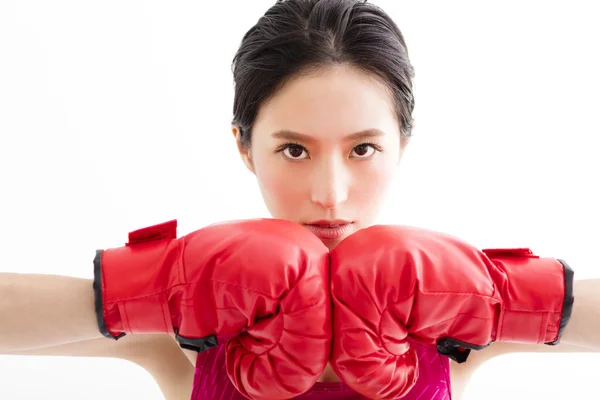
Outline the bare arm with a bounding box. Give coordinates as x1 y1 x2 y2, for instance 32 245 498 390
449 279 600 399
0 273 200 400
2 334 197 400
557 278 600 350
0 272 102 353
461 279 600 359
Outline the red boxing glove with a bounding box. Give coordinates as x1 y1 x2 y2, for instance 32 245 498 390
93 219 331 400
330 225 574 399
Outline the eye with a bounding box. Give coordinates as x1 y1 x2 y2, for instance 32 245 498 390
351 143 381 158
277 143 309 160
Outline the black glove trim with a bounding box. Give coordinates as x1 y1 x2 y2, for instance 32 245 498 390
436 337 492 363
175 328 218 352
545 259 575 346
93 249 125 340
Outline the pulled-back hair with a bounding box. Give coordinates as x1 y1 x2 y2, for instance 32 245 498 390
231 0 415 148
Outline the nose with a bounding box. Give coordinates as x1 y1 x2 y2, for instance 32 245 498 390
310 156 349 210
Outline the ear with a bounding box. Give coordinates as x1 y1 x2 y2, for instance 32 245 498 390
400 136 411 152
397 136 411 164
232 125 255 174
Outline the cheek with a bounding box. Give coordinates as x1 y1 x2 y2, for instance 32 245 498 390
351 159 397 210
254 156 305 216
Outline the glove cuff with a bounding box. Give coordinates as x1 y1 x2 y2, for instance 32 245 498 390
93 220 179 339
484 248 575 344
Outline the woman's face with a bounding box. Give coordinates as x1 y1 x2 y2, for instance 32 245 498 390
233 64 408 249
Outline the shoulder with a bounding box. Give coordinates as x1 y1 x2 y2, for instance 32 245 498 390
126 334 196 400
449 340 592 398
449 345 500 399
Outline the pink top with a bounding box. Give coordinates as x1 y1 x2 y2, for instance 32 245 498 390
191 342 451 399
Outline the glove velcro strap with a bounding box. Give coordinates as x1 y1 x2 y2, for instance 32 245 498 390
118 293 175 335
497 307 562 343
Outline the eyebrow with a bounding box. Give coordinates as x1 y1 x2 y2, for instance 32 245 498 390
270 128 385 142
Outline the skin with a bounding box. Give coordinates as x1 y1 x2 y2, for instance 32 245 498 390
233 64 409 250
232 63 410 381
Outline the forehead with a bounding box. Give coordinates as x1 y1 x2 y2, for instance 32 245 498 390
253 65 400 140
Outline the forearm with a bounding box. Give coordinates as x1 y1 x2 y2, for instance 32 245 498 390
0 273 102 353
559 278 600 350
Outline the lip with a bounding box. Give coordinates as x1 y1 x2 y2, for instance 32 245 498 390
306 219 352 226
304 220 354 240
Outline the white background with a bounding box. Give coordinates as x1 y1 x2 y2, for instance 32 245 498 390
0 0 599 398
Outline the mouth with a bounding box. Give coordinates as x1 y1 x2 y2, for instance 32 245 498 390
303 220 354 240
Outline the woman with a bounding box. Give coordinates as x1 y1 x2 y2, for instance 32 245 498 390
1 0 599 399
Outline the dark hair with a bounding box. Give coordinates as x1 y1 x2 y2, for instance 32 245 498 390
231 0 415 149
